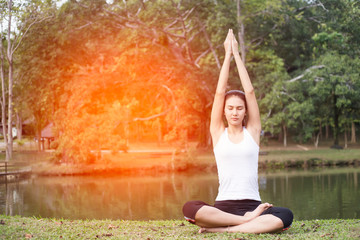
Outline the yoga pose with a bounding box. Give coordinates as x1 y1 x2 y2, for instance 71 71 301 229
182 29 293 234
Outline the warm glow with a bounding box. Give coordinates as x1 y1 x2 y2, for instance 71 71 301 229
53 33 202 164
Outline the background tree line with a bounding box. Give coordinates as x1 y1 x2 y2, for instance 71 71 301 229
0 0 359 162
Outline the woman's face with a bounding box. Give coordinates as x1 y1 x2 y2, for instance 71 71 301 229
224 96 246 126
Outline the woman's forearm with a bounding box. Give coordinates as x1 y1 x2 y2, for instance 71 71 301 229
233 52 254 94
215 52 232 94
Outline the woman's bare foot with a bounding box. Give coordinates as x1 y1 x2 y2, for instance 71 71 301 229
244 203 273 221
198 227 207 233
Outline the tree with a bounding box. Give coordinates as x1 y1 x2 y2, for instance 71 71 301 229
263 0 360 146
307 52 360 147
310 0 360 145
14 0 360 159
0 0 52 159
246 49 291 146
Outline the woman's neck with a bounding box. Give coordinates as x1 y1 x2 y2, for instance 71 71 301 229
227 124 243 135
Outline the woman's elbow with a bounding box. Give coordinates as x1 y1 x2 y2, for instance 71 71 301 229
245 88 255 95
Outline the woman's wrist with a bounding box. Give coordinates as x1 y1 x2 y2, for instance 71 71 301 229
232 51 241 58
225 51 232 57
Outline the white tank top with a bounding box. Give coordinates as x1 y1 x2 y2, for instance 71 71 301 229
214 127 261 201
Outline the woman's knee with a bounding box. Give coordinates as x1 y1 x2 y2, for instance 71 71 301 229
282 207 294 228
274 207 294 228
182 201 210 223
263 207 294 229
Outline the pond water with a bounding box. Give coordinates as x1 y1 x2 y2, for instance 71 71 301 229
1 167 359 221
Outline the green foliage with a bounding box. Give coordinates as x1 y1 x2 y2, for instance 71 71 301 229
306 52 360 144
312 30 344 53
14 139 25 146
7 0 360 160
251 50 291 137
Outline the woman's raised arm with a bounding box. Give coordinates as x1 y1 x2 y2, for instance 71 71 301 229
210 29 233 146
232 34 261 145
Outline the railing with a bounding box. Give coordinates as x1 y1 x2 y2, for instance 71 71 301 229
0 161 10 176
0 161 32 182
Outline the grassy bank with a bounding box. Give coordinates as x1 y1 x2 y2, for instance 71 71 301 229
259 148 360 163
0 215 359 239
27 148 360 176
192 148 360 173
1 141 360 176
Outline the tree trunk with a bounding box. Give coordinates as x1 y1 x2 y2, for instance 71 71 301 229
197 114 210 148
36 125 42 151
6 0 14 160
283 123 287 147
16 112 22 141
236 0 246 63
7 60 13 159
332 87 340 147
333 120 339 146
344 127 348 149
278 130 282 142
314 132 320 148
325 124 329 140
0 18 9 160
351 121 356 143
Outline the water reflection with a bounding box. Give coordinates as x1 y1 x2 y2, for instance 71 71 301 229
0 174 218 220
0 167 359 220
260 168 360 219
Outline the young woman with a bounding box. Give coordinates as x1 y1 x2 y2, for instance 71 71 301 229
182 29 293 234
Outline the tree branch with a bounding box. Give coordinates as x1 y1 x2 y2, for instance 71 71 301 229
194 49 210 68
75 21 94 30
133 84 178 121
294 1 328 13
172 1 194 63
281 88 297 102
287 65 325 82
133 110 170 121
196 17 221 69
249 24 278 48
12 14 53 56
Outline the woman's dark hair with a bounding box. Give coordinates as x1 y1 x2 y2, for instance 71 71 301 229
224 90 247 126
225 90 246 109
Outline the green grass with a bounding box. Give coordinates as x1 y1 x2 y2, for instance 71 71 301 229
195 148 360 170
260 149 360 162
196 148 360 162
0 215 359 239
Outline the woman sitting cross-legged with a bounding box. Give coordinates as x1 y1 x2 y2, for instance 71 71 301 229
182 29 293 234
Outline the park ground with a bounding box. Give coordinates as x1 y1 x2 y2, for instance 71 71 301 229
0 215 359 239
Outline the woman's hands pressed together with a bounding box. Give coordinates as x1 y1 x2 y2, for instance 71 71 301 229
224 29 233 54
224 29 240 56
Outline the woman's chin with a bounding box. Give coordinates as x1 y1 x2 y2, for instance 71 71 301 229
229 121 242 126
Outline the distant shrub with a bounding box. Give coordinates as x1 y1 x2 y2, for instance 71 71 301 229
15 139 26 146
